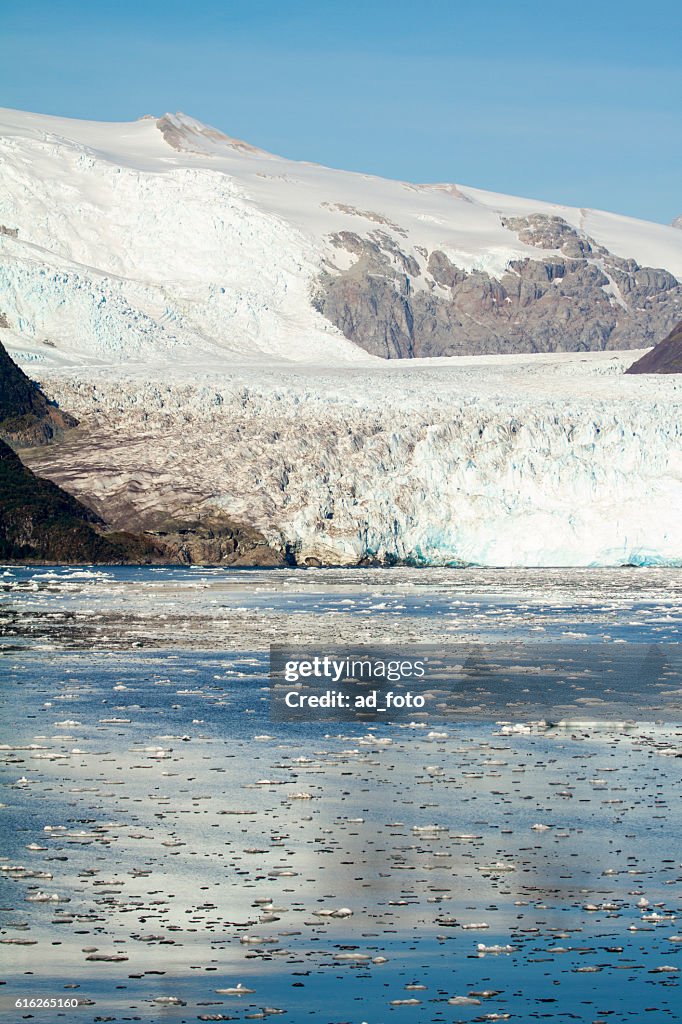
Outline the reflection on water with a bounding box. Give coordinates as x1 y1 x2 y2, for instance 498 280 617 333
1 566 681 1022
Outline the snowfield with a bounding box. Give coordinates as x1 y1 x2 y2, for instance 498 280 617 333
2 107 682 368
2 108 682 567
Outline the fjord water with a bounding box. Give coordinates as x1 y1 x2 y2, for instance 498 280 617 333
1 566 681 1023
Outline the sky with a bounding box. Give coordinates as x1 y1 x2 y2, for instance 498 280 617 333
2 0 680 224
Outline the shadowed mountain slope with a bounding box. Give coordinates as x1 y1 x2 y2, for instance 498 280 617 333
626 322 682 374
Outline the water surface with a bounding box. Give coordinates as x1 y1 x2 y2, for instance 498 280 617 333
1 566 680 1023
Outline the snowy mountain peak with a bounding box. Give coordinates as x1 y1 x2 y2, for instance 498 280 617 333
156 112 273 159
0 105 681 369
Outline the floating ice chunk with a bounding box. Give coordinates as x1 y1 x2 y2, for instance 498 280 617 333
312 907 353 918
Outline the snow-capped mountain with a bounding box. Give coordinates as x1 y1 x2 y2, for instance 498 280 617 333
2 107 682 568
1 107 681 366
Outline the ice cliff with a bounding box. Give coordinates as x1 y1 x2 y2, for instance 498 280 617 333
21 355 682 568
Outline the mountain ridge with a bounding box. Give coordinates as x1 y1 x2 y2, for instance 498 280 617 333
1 106 680 368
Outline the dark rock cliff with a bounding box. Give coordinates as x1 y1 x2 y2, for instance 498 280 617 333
0 438 134 562
626 321 682 374
0 338 77 446
0 341 286 565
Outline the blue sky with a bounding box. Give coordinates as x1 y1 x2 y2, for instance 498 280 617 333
3 0 680 223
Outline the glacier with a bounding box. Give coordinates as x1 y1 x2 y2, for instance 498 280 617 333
2 107 682 568
19 352 682 569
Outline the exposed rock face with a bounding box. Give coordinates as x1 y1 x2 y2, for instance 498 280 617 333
0 341 284 565
156 113 266 157
132 513 288 567
0 340 162 562
0 438 131 562
626 321 682 374
0 404 168 563
1 436 286 564
314 215 682 357
0 338 77 446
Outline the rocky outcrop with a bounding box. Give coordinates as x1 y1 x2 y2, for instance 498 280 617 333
137 512 288 566
626 321 682 374
0 338 77 446
0 438 287 564
314 215 682 357
0 341 154 562
0 342 284 565
0 438 137 562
